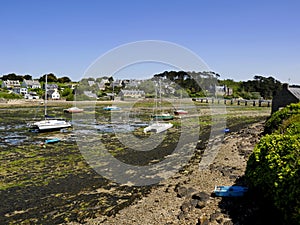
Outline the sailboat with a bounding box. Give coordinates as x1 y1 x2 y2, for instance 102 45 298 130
144 80 173 134
29 75 72 131
143 122 173 134
150 80 174 120
174 90 188 115
103 81 121 111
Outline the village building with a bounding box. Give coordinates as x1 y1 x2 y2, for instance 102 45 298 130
215 85 233 97
119 89 145 100
83 91 98 99
272 84 300 113
22 79 41 89
45 84 59 90
111 79 123 88
1 80 21 89
47 89 60 100
97 82 106 90
25 91 39 99
20 88 28 95
88 80 95 87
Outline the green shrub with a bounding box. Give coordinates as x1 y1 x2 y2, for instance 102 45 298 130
0 92 22 99
264 103 300 134
246 102 300 224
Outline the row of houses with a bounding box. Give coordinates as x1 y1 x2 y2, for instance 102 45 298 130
1 79 61 100
2 79 42 89
86 79 142 90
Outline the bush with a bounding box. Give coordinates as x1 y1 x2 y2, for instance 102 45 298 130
246 102 300 224
0 91 22 99
264 103 300 134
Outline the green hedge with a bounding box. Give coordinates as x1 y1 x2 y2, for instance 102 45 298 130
246 102 300 224
264 103 300 134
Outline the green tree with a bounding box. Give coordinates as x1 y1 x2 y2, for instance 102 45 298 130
61 87 72 97
1 73 23 81
58 76 71 83
23 74 32 80
39 73 58 82
138 80 155 95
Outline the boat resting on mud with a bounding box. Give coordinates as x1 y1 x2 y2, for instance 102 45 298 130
63 107 84 113
143 122 173 134
45 138 60 144
213 185 248 197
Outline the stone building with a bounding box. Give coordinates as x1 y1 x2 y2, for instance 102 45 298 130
272 84 300 113
119 89 145 101
22 79 41 89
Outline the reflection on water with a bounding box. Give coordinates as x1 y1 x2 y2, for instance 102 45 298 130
0 106 149 147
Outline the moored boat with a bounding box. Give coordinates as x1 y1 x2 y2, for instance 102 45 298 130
28 74 71 132
151 113 174 120
213 185 248 197
103 106 121 111
63 107 84 113
143 122 173 134
31 117 72 131
174 109 188 115
45 138 60 144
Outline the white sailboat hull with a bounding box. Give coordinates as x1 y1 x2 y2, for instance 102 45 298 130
32 119 72 131
143 122 173 134
28 74 71 132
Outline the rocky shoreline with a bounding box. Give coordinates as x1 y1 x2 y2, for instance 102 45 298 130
70 121 274 225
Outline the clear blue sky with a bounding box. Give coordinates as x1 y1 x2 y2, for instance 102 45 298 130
1 0 300 84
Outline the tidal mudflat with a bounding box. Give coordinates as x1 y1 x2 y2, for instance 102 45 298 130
0 101 270 224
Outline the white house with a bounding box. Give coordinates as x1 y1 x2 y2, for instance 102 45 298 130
47 89 60 100
2 80 21 89
20 88 28 95
215 85 233 96
88 80 95 87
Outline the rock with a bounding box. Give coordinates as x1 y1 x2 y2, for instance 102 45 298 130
216 217 223 223
175 185 196 198
180 201 191 213
192 192 210 202
190 199 199 208
195 200 206 209
223 220 233 225
209 211 222 222
175 186 187 198
197 215 209 225
177 211 185 220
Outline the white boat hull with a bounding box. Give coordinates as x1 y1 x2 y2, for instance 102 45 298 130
143 122 173 134
32 119 72 131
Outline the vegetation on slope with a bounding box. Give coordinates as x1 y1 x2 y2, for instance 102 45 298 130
245 102 300 225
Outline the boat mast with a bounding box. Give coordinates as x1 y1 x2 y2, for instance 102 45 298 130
159 79 162 114
44 74 47 118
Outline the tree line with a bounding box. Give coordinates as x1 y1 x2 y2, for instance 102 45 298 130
0 73 72 83
1 71 285 100
153 71 283 99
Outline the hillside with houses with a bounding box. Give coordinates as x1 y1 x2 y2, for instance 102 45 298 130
0 71 290 102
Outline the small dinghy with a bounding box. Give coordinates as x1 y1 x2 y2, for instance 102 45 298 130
103 106 121 111
213 185 248 197
45 138 60 144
